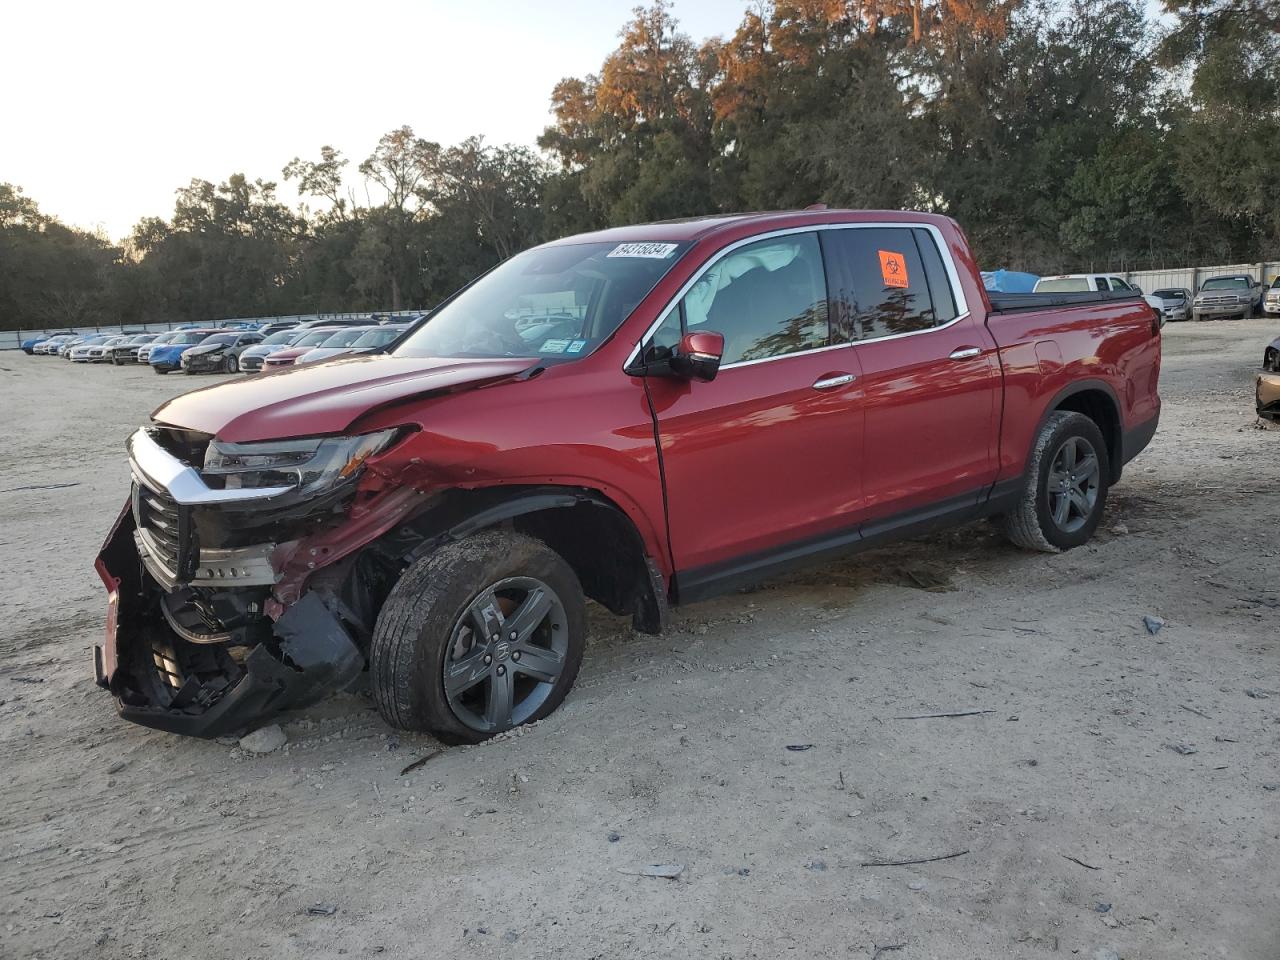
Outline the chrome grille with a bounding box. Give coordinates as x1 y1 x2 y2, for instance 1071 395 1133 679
136 483 182 571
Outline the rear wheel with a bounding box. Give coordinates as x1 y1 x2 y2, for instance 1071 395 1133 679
998 411 1109 553
154 367 168 375
371 530 586 744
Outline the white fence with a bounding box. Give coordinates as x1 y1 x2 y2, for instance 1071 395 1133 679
1122 261 1280 294
0 311 424 351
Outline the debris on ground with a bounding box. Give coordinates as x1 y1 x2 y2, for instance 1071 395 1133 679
892 709 994 720
607 831 621 842
1144 615 1165 635
306 903 337 916
399 750 442 775
1061 854 1101 871
238 724 287 754
861 850 968 867
619 863 684 879
1095 902 1112 913
1244 688 1273 699
785 744 814 751
1166 742 1197 755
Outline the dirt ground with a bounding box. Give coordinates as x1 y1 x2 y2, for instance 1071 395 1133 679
1 321 1277 960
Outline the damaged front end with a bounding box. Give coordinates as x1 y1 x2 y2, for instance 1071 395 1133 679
94 424 419 737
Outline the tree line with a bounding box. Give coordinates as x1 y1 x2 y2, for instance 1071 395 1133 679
1 0 1274 332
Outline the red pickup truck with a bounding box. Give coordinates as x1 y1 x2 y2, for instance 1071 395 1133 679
95 210 1161 742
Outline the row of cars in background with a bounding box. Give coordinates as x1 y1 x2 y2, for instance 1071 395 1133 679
1033 272 1280 323
20 316 421 375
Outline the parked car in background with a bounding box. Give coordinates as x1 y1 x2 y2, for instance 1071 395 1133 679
149 329 231 374
1263 277 1280 316
261 328 358 368
256 320 303 337
33 335 76 355
239 330 309 372
294 325 388 364
1193 274 1264 321
96 208 1161 741
1151 288 1193 322
21 331 75 354
83 336 131 362
180 331 266 374
137 331 180 365
66 335 116 361
1257 333 1280 421
106 333 160 364
1035 274 1164 318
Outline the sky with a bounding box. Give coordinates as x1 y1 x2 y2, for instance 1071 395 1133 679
3 0 749 241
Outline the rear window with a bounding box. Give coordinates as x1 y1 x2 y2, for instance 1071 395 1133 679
1153 289 1185 299
1035 278 1092 293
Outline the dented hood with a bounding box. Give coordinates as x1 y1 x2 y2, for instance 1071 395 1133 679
153 353 536 442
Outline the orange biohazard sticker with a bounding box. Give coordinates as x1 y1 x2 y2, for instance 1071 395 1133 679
878 250 909 289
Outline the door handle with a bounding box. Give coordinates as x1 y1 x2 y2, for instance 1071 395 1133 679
812 373 856 390
949 347 983 360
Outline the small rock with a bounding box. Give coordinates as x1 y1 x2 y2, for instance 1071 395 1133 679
805 860 827 872
907 880 926 891
239 724 287 754
1143 615 1165 635
106 761 127 775
671 722 687 730
1245 688 1271 699
607 831 621 843
1110 522 1129 535
1095 902 1112 913
1101 915 1120 929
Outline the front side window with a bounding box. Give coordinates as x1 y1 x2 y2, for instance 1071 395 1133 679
396 240 690 361
825 227 944 339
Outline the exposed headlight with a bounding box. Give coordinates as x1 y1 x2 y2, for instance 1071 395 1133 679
202 429 403 498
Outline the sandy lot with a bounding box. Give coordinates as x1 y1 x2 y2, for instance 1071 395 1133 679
1 322 1277 960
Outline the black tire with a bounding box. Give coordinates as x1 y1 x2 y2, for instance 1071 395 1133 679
154 367 168 375
998 411 1110 553
371 530 586 744
224 354 239 373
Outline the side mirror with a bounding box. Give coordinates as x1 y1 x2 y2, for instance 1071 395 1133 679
670 330 724 382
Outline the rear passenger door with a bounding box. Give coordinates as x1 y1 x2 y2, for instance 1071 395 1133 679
824 225 1001 525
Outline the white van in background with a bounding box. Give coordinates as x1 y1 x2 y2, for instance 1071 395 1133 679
1034 274 1165 319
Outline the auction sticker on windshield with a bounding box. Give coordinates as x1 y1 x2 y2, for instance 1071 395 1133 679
607 242 679 259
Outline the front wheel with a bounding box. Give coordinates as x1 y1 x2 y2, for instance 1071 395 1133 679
998 411 1110 553
224 354 239 373
371 530 586 744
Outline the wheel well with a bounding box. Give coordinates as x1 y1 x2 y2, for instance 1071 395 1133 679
514 501 668 634
1054 389 1121 481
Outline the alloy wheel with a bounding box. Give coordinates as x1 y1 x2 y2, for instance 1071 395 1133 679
442 577 569 733
1046 435 1100 533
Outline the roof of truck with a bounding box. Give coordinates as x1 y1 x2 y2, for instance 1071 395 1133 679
545 208 948 247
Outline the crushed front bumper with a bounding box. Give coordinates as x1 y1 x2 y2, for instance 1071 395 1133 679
94 430 365 737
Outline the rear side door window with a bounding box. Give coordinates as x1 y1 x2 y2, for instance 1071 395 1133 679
651 232 830 365
823 227 952 340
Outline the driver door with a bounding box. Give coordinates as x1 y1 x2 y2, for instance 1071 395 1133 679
641 232 865 590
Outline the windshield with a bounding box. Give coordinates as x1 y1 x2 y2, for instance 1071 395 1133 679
1201 277 1250 291
1035 277 1091 292
262 330 300 345
1271 278 1280 288
295 330 338 347
169 331 213 345
1153 289 1185 299
353 328 404 348
201 334 238 346
320 328 375 348
395 240 690 360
